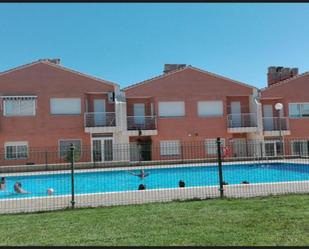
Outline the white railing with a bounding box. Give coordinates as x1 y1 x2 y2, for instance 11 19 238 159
84 112 116 127
263 117 289 131
227 113 257 128
127 116 157 130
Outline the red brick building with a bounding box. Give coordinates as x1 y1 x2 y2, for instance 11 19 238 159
260 66 309 156
124 64 260 160
1 60 308 165
0 59 128 165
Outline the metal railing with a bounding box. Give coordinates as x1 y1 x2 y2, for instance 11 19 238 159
227 113 257 128
0 138 309 214
84 112 116 127
127 116 157 130
263 117 289 131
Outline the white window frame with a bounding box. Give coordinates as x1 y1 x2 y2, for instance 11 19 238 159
291 140 309 156
205 138 225 155
289 102 309 118
50 98 81 115
263 140 283 157
158 101 185 118
3 98 36 116
4 141 29 160
58 139 82 157
160 140 181 156
197 101 223 117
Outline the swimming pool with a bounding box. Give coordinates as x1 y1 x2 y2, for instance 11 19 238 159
0 162 308 199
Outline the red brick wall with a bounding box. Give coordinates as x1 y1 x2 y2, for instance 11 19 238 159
261 74 309 139
0 62 115 164
125 67 255 144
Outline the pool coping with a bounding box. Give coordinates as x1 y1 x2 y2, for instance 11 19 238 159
0 158 308 177
0 180 308 214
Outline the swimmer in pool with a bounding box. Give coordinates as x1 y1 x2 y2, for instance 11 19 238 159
14 182 31 194
128 169 149 178
0 177 6 190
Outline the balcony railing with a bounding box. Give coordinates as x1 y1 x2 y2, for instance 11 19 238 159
263 117 289 131
127 116 157 130
84 112 116 127
227 113 257 128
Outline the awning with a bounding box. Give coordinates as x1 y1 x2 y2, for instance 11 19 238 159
0 95 37 100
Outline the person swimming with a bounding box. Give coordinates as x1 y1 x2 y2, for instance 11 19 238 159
0 177 6 190
128 169 149 178
14 182 31 194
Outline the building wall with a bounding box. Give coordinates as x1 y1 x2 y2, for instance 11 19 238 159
0 62 116 161
125 67 256 159
261 74 309 139
125 67 254 141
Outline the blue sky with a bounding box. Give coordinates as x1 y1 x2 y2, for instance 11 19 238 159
1 3 309 89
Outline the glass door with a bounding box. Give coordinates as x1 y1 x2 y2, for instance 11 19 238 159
93 139 102 162
103 139 113 161
263 105 274 130
232 138 247 157
231 101 241 127
92 138 113 162
264 140 283 157
133 103 145 128
264 142 275 157
94 99 106 126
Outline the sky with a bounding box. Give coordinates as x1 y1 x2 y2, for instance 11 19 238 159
1 3 309 89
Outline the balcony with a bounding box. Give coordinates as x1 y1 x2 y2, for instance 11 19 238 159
84 112 117 133
263 117 290 136
227 113 258 133
127 116 157 136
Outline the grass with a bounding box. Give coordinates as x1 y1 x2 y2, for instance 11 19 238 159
0 194 308 246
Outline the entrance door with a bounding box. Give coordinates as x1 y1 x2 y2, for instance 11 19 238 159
263 105 273 130
92 137 113 162
129 143 140 161
232 138 247 157
94 99 106 126
231 101 241 127
134 103 145 127
129 139 152 161
140 140 152 161
264 141 276 157
264 140 283 157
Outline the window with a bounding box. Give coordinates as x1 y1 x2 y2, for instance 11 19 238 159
291 140 309 156
158 101 185 117
160 140 181 156
289 103 309 118
205 139 225 155
50 98 81 115
198 101 223 117
5 142 28 160
59 140 82 157
4 98 36 116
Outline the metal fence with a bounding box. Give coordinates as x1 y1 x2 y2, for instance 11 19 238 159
0 138 308 214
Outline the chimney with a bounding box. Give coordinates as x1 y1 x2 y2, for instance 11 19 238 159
40 58 61 65
267 66 298 86
163 64 186 74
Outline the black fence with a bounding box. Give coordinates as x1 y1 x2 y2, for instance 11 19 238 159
0 138 308 214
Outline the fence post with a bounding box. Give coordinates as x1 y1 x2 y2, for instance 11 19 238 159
180 143 184 163
216 137 224 198
70 143 75 209
45 150 48 170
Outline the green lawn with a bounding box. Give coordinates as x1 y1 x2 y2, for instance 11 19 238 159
0 194 308 246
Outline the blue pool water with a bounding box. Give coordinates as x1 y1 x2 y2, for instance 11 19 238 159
0 162 308 199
